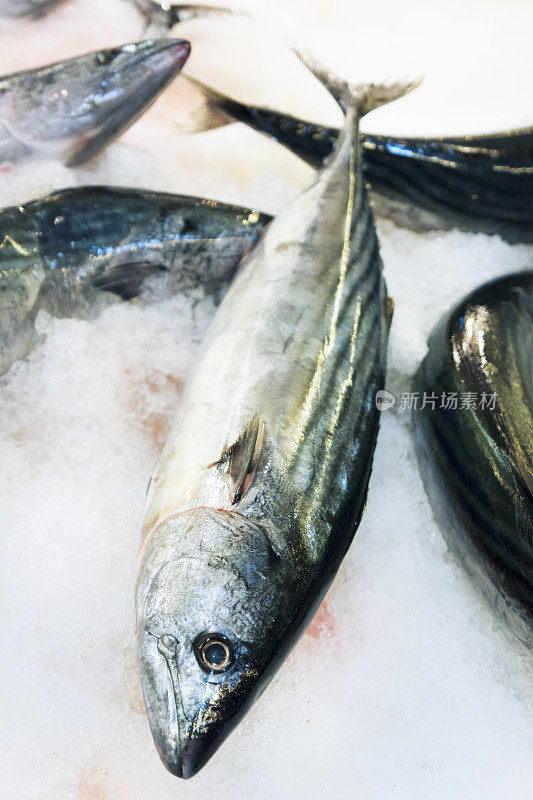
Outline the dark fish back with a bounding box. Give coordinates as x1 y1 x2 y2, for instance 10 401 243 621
363 131 533 222
413 272 533 645
0 186 271 374
203 91 533 227
288 189 388 540
15 185 271 295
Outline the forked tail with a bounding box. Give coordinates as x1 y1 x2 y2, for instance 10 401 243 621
178 52 420 141
292 49 420 119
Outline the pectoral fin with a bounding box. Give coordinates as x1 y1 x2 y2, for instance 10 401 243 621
209 415 265 504
91 261 167 300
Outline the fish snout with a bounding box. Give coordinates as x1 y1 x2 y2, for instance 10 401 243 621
2 39 191 167
155 724 210 781
137 627 218 780
135 38 191 74
67 38 191 165
180 737 211 780
157 715 220 780
156 727 211 781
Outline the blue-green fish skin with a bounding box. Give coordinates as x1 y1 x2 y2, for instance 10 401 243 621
413 272 533 646
0 185 271 374
187 80 533 235
0 39 190 166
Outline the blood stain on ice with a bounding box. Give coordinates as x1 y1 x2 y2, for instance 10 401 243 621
306 598 337 641
76 764 112 800
74 748 139 800
123 371 184 451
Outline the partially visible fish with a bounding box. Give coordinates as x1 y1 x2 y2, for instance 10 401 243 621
184 78 533 235
0 39 190 166
136 58 414 778
413 272 533 646
0 185 270 374
0 0 65 17
133 1 239 38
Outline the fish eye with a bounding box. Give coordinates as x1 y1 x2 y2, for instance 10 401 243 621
194 633 234 674
96 49 121 66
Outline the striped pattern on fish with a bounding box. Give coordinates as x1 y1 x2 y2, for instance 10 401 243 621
136 62 414 779
184 79 533 227
413 271 533 646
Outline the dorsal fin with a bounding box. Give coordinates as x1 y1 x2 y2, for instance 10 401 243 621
91 260 167 300
208 415 265 504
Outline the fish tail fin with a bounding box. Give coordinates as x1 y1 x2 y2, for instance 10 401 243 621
293 48 420 119
144 13 175 40
171 3 245 21
140 2 241 37
177 76 239 133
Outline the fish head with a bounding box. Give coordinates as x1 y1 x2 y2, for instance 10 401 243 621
165 203 271 292
136 507 289 778
1 39 190 165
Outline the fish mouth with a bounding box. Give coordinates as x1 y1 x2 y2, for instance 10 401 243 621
159 733 210 780
137 628 214 779
180 737 210 780
68 39 191 165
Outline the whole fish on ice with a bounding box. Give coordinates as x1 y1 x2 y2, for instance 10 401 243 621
185 79 533 237
0 185 269 374
413 272 533 646
0 39 190 166
136 60 414 778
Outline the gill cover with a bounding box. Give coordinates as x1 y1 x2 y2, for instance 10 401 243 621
136 507 288 778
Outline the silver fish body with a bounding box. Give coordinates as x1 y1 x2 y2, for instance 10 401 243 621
0 185 270 374
0 39 190 165
136 67 412 778
413 272 533 646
